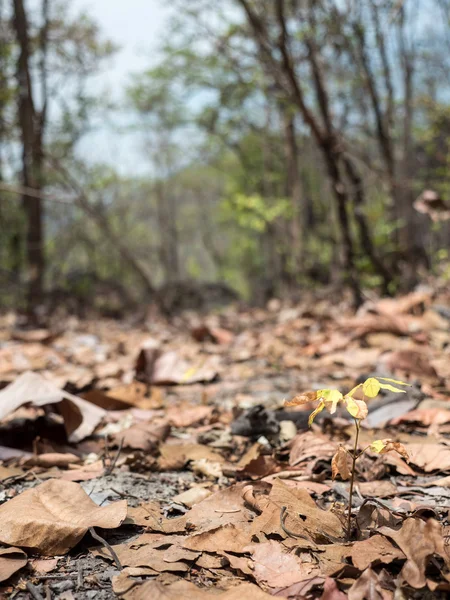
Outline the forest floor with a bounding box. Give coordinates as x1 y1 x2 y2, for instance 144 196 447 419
1 284 450 599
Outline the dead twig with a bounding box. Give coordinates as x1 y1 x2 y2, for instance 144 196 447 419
26 582 45 600
104 437 124 476
89 527 122 570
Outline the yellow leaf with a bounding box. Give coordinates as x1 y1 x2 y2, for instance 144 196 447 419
308 401 325 426
378 383 406 394
369 440 387 454
362 377 381 398
377 377 411 387
345 398 368 420
369 439 409 462
318 389 343 414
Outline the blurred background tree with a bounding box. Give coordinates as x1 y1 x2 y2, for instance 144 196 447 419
1 0 449 316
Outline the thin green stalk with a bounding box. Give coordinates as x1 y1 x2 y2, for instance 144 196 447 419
347 418 360 540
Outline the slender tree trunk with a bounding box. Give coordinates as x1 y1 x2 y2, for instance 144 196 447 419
13 0 44 312
281 104 304 272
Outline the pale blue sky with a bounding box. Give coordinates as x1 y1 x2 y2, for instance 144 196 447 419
72 0 170 173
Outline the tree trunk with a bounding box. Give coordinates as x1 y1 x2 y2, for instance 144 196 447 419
13 0 44 312
281 104 304 272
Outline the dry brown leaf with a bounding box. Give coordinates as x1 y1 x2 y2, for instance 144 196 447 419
348 567 387 600
316 544 353 576
356 500 404 531
0 479 127 554
29 557 59 574
95 535 198 572
391 407 450 427
251 479 344 542
289 431 337 469
356 481 397 498
22 452 81 469
126 502 164 529
285 391 318 407
151 351 218 385
0 466 24 481
320 577 347 600
158 443 224 471
404 443 450 472
113 579 273 600
113 422 170 451
59 460 105 482
191 325 234 345
172 487 212 507
380 349 438 379
351 535 405 571
166 404 214 428
379 518 449 588
0 372 105 442
332 446 350 481
161 482 254 534
247 540 320 589
182 524 252 554
0 547 27 583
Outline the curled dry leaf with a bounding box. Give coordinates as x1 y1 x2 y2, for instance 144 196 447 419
284 391 317 407
0 371 105 442
379 518 449 589
0 547 27 583
0 479 127 555
370 439 409 462
331 446 350 481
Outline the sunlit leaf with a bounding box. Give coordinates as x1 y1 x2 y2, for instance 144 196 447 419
319 389 343 414
345 398 368 420
378 383 406 394
370 440 387 454
369 439 409 461
308 401 325 426
377 377 411 387
362 377 381 398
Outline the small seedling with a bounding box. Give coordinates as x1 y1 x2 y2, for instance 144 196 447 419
285 377 410 540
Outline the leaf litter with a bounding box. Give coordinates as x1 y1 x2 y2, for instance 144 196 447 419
1 289 450 597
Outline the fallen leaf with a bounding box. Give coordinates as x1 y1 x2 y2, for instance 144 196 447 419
379 518 449 588
320 577 348 600
404 443 450 472
161 482 254 534
30 557 59 574
251 479 344 542
113 579 273 600
182 524 252 553
0 372 105 442
159 443 224 471
0 479 127 554
351 535 405 570
113 422 170 451
173 487 212 507
0 547 27 583
248 540 320 589
22 452 81 469
348 567 387 600
166 404 214 428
